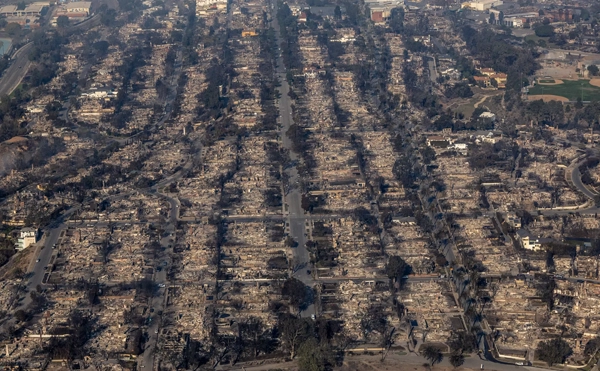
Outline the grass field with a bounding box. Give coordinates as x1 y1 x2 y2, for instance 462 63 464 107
529 80 600 101
524 34 558 48
455 102 475 118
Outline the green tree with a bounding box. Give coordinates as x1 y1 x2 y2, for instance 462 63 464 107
390 7 404 33
278 314 312 359
282 277 310 311
535 24 555 37
56 15 70 28
385 255 412 281
5 22 21 36
334 5 342 20
92 40 110 56
449 352 465 369
422 345 444 366
536 338 572 366
588 64 599 77
100 8 117 26
297 338 328 371
421 146 436 165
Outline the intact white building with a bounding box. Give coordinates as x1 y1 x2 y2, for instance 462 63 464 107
17 228 37 250
81 89 117 99
196 0 227 16
516 229 539 250
65 1 92 15
461 0 503 11
479 111 496 122
515 229 551 251
502 17 524 28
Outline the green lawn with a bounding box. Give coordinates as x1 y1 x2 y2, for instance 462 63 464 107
455 103 475 118
529 80 600 101
524 34 557 48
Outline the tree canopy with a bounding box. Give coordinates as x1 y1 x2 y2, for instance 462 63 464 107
297 337 329 371
422 345 444 366
57 15 70 28
461 26 539 91
535 24 555 37
385 255 412 282
536 338 572 366
282 277 311 311
449 352 465 369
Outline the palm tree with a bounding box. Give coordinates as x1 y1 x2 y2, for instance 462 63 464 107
422 345 443 367
449 352 465 369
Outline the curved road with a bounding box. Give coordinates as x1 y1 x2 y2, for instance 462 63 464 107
570 159 597 199
0 14 101 97
538 156 600 216
0 42 33 96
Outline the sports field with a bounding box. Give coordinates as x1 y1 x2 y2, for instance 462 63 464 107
528 79 600 101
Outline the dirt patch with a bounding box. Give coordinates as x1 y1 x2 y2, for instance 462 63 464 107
527 94 569 102
0 247 35 281
537 79 564 85
338 358 478 371
590 79 600 88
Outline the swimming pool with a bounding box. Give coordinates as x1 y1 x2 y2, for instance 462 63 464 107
0 38 13 56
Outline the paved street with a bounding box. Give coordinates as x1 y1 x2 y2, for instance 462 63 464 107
18 227 62 309
271 5 315 318
570 159 597 199
139 222 173 371
0 43 32 96
14 207 79 312
218 349 554 371
538 156 600 216
0 15 101 98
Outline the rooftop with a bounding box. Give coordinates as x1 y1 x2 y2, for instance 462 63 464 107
65 1 92 9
